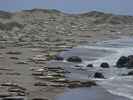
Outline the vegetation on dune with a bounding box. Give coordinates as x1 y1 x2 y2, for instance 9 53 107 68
0 22 23 30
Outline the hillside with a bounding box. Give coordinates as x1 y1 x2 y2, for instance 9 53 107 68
0 9 133 48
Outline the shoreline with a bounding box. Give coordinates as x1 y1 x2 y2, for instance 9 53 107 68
55 86 131 100
0 9 133 100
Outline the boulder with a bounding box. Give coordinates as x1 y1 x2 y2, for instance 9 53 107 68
67 81 96 88
127 55 133 68
100 62 110 68
116 55 133 68
54 55 64 61
67 56 82 63
128 71 133 75
127 55 133 60
75 65 83 68
94 72 104 78
127 59 133 68
116 56 128 68
86 64 93 68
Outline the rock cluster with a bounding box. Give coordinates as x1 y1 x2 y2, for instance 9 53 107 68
32 66 96 88
116 55 133 68
100 62 110 68
0 9 133 100
67 56 82 63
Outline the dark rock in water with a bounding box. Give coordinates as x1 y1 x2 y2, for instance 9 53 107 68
128 71 133 75
127 59 133 68
67 81 97 88
127 55 133 60
54 55 64 61
127 55 133 68
116 56 128 68
86 64 93 68
67 56 82 63
75 65 83 68
116 55 133 68
94 72 104 78
100 62 110 68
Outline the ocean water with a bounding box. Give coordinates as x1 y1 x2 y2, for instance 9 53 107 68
49 37 133 100
0 0 133 15
55 87 131 100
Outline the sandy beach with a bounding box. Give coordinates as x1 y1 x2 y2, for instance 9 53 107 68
0 9 133 100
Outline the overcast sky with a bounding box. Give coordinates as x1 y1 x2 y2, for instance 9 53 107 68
0 0 133 15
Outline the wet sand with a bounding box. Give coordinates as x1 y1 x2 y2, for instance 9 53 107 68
0 39 133 100
55 86 130 100
0 47 65 100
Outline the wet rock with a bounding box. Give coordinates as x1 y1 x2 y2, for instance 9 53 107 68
67 56 82 63
80 81 97 87
127 55 133 60
54 55 64 61
116 55 133 68
67 81 96 88
67 81 81 88
94 72 104 78
75 65 83 68
127 60 133 68
127 55 133 68
116 56 128 68
128 71 133 75
86 64 93 68
100 62 110 68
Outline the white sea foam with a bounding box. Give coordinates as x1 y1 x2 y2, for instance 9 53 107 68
99 76 133 100
80 37 133 100
57 37 133 100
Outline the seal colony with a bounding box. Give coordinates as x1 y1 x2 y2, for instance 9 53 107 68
0 9 133 100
